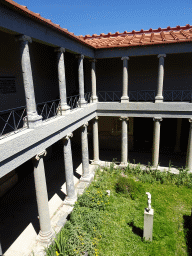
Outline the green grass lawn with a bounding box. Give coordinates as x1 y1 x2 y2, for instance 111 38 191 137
46 164 192 256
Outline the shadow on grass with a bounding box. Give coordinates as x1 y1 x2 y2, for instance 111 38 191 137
127 221 143 238
183 214 192 256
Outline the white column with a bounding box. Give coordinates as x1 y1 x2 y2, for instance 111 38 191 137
152 117 162 167
174 118 182 153
186 118 192 171
120 117 129 165
155 54 166 103
55 47 70 114
90 59 98 103
33 150 53 242
77 54 87 106
63 133 77 205
121 57 129 103
16 35 42 128
81 122 94 181
92 116 100 164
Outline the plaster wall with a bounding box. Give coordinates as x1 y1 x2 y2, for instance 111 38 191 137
96 53 192 94
0 30 25 110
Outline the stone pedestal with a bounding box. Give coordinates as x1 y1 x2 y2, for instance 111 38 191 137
143 208 154 241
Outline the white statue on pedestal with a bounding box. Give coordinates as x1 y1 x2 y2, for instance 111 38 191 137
146 192 151 212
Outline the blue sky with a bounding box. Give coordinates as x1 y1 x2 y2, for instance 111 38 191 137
16 0 192 36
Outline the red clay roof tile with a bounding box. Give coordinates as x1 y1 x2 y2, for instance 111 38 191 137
2 0 192 50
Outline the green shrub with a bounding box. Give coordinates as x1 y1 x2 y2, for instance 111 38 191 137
115 176 144 200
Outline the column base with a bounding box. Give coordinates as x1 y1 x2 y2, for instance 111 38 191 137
155 96 163 103
27 114 42 129
91 160 101 165
36 229 54 244
59 104 71 115
63 196 77 206
119 162 128 168
121 96 129 103
91 96 98 103
80 173 94 182
80 99 88 107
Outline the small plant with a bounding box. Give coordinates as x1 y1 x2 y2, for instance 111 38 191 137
115 176 144 200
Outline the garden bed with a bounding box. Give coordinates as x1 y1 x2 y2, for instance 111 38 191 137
46 164 192 256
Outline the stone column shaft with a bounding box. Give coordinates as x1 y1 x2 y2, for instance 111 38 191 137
186 119 192 171
16 35 42 128
152 117 162 167
63 134 77 204
77 55 87 106
121 57 129 103
81 122 93 181
120 117 129 164
55 47 70 114
91 59 98 102
33 150 53 242
93 116 99 163
155 54 166 103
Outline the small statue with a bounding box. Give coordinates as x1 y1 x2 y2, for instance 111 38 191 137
146 192 151 212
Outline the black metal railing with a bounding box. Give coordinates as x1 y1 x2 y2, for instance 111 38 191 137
129 90 155 102
0 106 27 138
37 99 61 121
67 94 80 110
84 92 92 103
98 91 122 102
98 90 192 102
163 90 192 102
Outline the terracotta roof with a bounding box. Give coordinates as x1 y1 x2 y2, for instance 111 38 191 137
2 0 192 50
79 25 192 49
3 0 94 48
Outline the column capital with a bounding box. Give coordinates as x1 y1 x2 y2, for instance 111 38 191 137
15 34 32 43
188 118 192 123
64 133 73 140
157 54 166 58
121 56 129 60
35 150 47 161
94 116 99 120
76 54 84 59
54 47 65 53
119 116 129 121
153 117 163 122
82 122 89 127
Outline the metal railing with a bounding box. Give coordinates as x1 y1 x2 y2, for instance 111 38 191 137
0 106 27 138
98 91 122 102
163 90 192 102
84 92 92 103
67 94 80 110
37 99 61 121
129 90 155 102
98 90 192 102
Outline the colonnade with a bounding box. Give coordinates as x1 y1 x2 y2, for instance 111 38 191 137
15 33 192 243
